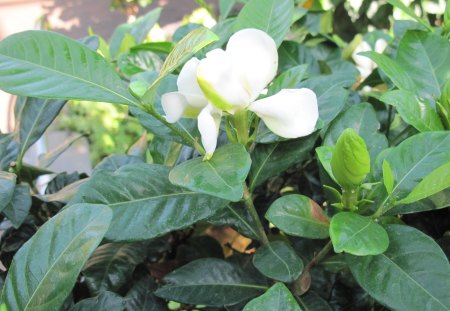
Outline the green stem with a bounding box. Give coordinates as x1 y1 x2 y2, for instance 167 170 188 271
232 110 249 146
341 188 359 211
243 184 269 245
304 240 333 272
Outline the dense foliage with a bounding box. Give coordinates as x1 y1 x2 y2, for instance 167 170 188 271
0 0 449 310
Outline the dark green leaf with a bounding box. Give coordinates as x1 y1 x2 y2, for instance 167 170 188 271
155 258 267 306
2 184 31 228
70 163 228 241
267 64 308 96
0 134 19 171
243 283 302 311
1 204 112 311
330 212 389 256
253 241 303 282
249 133 318 190
169 144 251 202
0 31 138 106
83 242 147 295
14 96 66 158
0 172 16 213
347 225 450 311
70 291 125 311
125 276 168 311
323 103 388 161
298 291 332 311
265 194 330 239
93 154 145 174
278 41 320 74
234 0 294 46
381 90 444 132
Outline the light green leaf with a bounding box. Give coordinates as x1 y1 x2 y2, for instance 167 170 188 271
0 31 139 106
1 204 112 311
316 146 336 183
169 144 251 202
265 194 330 239
234 0 294 46
0 172 16 213
330 212 389 256
397 162 450 205
70 163 228 241
347 225 450 311
155 258 267 306
381 90 444 132
253 241 303 282
382 160 394 195
83 242 147 295
243 283 302 311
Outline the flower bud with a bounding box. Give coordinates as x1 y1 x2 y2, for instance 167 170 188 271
331 128 370 190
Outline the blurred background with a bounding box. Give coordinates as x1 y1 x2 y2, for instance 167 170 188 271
0 0 217 173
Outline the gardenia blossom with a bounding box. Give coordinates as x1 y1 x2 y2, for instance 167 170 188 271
353 38 387 79
161 28 319 157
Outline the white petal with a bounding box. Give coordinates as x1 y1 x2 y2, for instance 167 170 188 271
374 38 387 54
161 92 188 123
249 88 319 138
177 57 208 108
227 29 278 101
353 41 374 79
198 104 222 157
197 49 250 112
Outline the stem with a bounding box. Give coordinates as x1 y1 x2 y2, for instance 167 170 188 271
232 110 249 146
304 240 333 272
243 184 269 245
386 105 393 140
341 188 359 211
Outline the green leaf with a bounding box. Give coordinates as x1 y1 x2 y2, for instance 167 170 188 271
38 179 87 204
382 160 394 195
0 31 139 107
1 204 112 311
142 27 218 103
70 291 125 311
155 258 267 306
316 146 336 183
234 0 294 46
243 283 302 311
93 154 145 174
14 96 66 161
347 224 450 311
83 242 147 295
323 103 388 161
0 134 19 171
278 41 320 75
298 292 332 311
372 132 450 215
110 8 162 56
0 172 16 213
249 133 318 190
219 0 236 20
2 184 31 229
331 129 371 190
169 144 251 202
266 194 330 239
386 0 433 31
125 276 168 311
38 134 85 167
381 90 444 132
397 162 450 205
253 241 304 282
267 64 308 96
330 212 389 256
70 163 228 241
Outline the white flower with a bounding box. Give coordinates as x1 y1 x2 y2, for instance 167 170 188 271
353 39 387 80
162 28 319 157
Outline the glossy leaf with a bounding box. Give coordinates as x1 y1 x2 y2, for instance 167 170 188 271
0 31 139 106
83 242 147 295
38 179 88 204
330 212 389 256
0 172 16 213
323 103 388 161
266 194 330 239
155 258 267 306
14 96 67 158
125 276 168 311
169 144 251 202
93 154 145 174
234 0 294 46
316 146 337 183
70 291 125 311
397 162 450 205
70 163 228 241
382 160 394 195
2 184 31 229
1 204 112 311
381 90 444 132
267 64 308 96
347 225 450 311
253 241 303 282
249 133 318 190
243 283 302 311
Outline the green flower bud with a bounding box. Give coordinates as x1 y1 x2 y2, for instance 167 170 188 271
331 128 370 190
